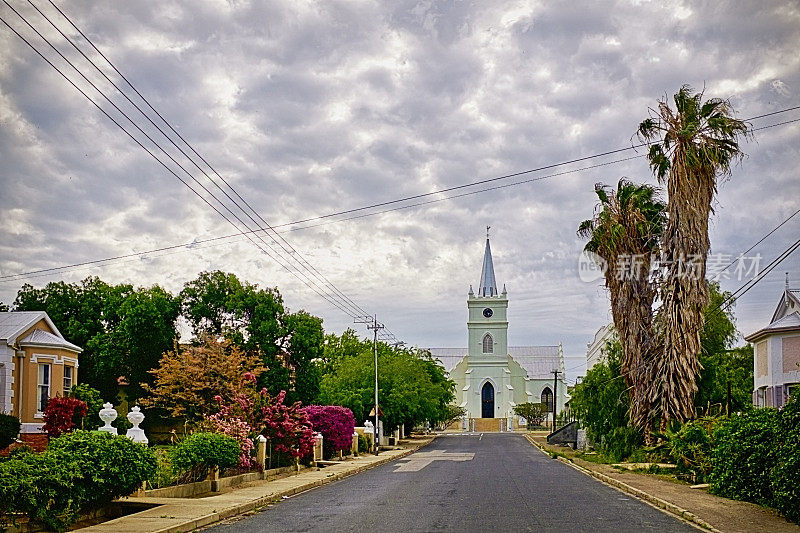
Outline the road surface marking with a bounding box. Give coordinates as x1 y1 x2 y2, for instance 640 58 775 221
393 451 476 472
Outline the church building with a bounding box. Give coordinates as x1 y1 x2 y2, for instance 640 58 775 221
429 232 568 431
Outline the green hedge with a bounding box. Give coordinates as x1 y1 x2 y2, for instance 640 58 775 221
0 431 156 532
709 393 800 522
48 430 157 508
170 432 240 482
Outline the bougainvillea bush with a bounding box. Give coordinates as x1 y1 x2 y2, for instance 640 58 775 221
301 405 355 458
258 390 315 460
42 397 88 438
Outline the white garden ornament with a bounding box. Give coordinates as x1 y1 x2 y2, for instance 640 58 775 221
126 405 148 444
98 402 118 435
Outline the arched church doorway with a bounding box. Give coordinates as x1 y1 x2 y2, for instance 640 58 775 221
481 382 495 418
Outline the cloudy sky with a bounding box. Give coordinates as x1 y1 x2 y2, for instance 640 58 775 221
1 0 799 383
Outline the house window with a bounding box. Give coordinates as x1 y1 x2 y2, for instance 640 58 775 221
541 387 553 412
482 333 493 354
63 365 74 393
37 364 51 412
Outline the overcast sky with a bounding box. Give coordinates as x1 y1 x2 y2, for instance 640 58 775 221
1 0 799 383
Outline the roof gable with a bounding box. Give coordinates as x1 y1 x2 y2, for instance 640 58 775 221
19 329 82 353
0 311 64 345
771 288 800 323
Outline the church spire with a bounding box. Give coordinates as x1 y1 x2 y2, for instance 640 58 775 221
478 226 498 297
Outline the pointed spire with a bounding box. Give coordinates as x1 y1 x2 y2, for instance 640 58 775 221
478 228 498 297
468 284 474 296
787 272 791 290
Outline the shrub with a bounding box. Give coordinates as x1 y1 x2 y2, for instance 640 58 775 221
170 432 240 482
43 396 88 438
602 426 643 462
663 418 720 482
0 413 20 449
69 384 104 430
48 430 156 509
513 402 548 429
0 449 81 531
709 408 779 505
301 405 356 458
772 393 800 522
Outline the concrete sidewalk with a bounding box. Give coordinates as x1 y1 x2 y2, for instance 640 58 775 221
526 435 799 533
80 437 435 533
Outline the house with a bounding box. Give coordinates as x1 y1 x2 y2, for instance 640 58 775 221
586 322 615 370
745 276 800 408
0 311 82 435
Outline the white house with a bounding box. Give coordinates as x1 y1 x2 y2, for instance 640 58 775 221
428 232 568 431
745 275 800 408
586 322 615 370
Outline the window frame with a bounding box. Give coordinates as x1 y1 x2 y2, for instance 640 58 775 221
63 365 74 393
482 333 494 354
37 363 51 413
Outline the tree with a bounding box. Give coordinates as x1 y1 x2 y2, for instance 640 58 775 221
513 402 548 429
14 277 179 401
179 271 323 402
638 85 750 427
281 311 324 405
578 179 665 435
318 335 454 431
694 283 752 414
140 335 266 425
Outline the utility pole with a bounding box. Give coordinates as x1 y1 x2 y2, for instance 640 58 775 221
356 315 384 455
551 370 560 430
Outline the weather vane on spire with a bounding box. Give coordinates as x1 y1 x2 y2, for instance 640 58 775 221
486 225 491 239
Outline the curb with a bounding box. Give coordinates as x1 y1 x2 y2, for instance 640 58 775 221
150 438 436 533
524 434 721 533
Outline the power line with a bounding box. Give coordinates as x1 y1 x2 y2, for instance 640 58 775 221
0 3 384 328
29 0 374 322
2 115 798 284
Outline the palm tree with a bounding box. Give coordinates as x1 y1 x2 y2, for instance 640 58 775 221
578 179 665 435
637 85 749 426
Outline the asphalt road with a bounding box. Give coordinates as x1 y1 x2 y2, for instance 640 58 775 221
208 433 698 532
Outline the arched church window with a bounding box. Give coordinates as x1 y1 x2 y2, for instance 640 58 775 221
541 387 553 412
482 333 493 353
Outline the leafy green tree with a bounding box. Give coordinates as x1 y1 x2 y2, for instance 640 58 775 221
570 340 629 447
281 311 324 405
513 402 548 429
14 278 179 401
638 85 750 427
180 271 323 403
319 334 454 431
694 283 752 414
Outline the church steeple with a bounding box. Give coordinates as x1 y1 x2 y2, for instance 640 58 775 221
478 226 498 297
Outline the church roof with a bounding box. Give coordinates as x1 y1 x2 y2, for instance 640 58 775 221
428 346 563 379
478 236 498 297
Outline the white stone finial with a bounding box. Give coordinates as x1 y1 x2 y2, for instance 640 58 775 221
125 406 148 444
99 402 118 435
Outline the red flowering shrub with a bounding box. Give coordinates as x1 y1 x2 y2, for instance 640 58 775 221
258 391 315 459
301 405 355 458
42 397 88 438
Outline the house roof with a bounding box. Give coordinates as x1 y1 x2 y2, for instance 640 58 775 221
745 311 800 342
428 345 563 379
19 329 82 353
770 285 800 323
0 311 78 352
0 311 62 344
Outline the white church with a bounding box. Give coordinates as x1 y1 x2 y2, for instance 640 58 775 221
429 232 568 431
